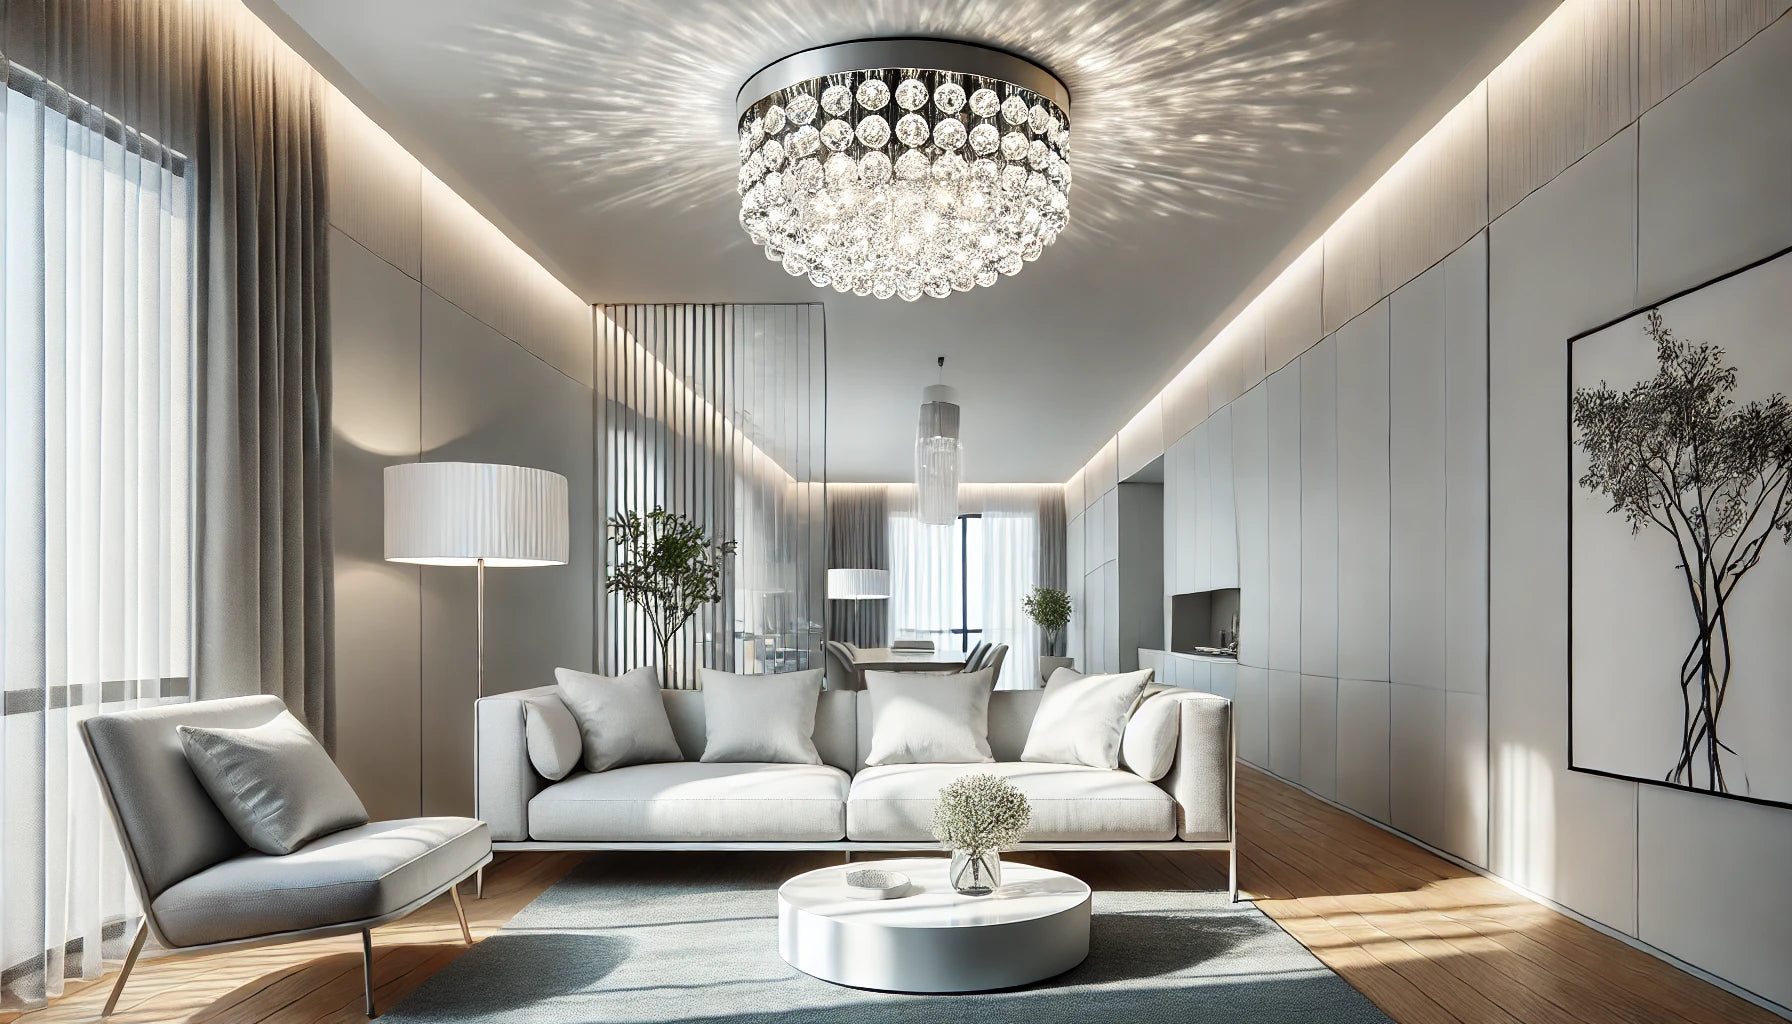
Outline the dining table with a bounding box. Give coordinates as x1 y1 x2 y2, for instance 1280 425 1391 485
845 646 970 672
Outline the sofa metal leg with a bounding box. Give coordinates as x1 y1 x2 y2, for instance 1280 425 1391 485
450 883 473 945
1228 845 1239 904
101 921 149 1017
362 928 376 1018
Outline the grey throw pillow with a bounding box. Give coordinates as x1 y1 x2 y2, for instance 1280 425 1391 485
178 711 370 856
1021 668 1154 769
698 667 823 764
555 666 684 773
522 692 584 780
862 669 996 766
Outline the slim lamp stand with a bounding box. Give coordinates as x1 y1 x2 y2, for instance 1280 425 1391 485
476 557 486 700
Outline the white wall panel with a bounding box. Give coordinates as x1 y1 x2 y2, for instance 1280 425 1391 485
1176 431 1198 594
1445 690 1489 866
1116 398 1165 482
1378 85 1491 294
1268 669 1302 780
1488 127 1640 930
1323 196 1383 334
1207 407 1238 589
1191 421 1213 590
1637 785 1792 1009
1261 242 1326 375
1337 678 1392 822
1487 0 1637 216
1637 15 1792 302
1209 660 1237 701
1299 338 1339 678
1064 468 1085 520
324 88 421 277
330 230 423 820
1082 564 1106 674
1066 510 1085 667
1104 561 1121 675
1335 303 1390 683
1300 675 1338 799
1232 385 1271 668
1266 365 1303 673
1389 263 1450 689
1636 0 1790 109
1389 681 1446 847
1235 665 1271 767
1444 235 1491 695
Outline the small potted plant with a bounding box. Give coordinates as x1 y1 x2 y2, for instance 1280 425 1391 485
1022 585 1073 685
605 507 737 686
930 773 1032 896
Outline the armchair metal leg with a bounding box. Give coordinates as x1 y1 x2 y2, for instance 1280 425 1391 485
474 866 484 900
101 921 149 1017
361 928 376 1018
450 883 473 945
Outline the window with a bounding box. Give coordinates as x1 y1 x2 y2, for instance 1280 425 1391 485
887 513 985 653
950 514 984 652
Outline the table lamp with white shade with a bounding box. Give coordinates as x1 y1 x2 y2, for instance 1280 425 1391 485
384 462 570 698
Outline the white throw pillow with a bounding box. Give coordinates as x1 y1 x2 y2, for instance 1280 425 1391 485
862 669 996 766
555 666 684 773
698 668 823 764
522 692 584 781
1021 667 1154 769
178 711 370 856
1120 686 1182 782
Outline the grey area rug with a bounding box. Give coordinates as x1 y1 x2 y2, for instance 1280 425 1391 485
384 856 1392 1023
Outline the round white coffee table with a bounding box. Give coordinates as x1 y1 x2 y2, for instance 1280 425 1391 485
777 857 1091 993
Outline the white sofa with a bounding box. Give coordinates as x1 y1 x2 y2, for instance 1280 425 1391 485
475 684 1236 899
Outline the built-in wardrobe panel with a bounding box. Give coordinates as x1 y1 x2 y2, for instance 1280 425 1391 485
1268 669 1302 780
1235 664 1271 767
1066 509 1085 670
1443 235 1490 696
1299 337 1339 678
1082 558 1106 674
1205 406 1239 591
1389 264 1450 690
1334 302 1391 683
1299 674 1339 799
1389 680 1447 847
1231 385 1270 669
1337 677 1392 822
1265 366 1303 674
1190 421 1212 590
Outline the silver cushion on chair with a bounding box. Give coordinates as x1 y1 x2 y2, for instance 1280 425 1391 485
150 817 489 948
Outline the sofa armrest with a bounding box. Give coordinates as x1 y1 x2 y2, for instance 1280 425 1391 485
1153 692 1235 843
475 686 558 841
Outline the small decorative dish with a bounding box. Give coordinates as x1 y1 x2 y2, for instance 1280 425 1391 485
843 868 910 900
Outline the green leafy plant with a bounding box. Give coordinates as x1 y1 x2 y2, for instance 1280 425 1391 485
1572 309 1792 793
605 507 738 676
1022 586 1072 655
930 773 1031 855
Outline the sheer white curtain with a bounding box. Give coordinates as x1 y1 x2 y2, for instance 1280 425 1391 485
885 486 956 646
1 64 193 1009
980 489 1041 689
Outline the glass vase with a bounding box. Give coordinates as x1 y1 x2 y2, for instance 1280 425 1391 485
949 848 1001 896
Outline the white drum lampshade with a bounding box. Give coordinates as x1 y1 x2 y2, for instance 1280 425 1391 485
384 462 569 566
828 568 891 600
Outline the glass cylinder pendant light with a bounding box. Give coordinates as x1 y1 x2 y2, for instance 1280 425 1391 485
915 357 961 526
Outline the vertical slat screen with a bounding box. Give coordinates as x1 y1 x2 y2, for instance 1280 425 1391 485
596 304 826 688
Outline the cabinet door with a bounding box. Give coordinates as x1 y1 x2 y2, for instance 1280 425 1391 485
1209 660 1237 701
1209 406 1239 588
1139 648 1164 682
1187 657 1211 692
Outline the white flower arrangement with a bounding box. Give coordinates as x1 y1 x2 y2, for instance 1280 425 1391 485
930 773 1032 855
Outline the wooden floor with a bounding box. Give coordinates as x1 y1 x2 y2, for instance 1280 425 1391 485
10 765 1781 1023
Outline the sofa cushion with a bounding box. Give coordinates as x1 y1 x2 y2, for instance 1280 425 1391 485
523 692 583 781
177 711 370 856
1120 686 1182 782
528 762 849 842
698 668 824 765
556 666 684 773
846 762 1175 842
1021 668 1153 769
150 817 489 948
861 669 995 766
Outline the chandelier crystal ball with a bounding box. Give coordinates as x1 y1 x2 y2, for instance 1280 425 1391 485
736 47 1071 301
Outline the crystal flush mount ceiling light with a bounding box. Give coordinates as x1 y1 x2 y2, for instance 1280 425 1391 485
735 39 1071 301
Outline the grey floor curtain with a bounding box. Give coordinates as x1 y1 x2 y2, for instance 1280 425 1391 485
1036 488 1067 654
826 484 888 647
192 14 333 744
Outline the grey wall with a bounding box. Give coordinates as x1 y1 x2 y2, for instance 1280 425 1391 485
1063 3 1792 1011
325 89 595 819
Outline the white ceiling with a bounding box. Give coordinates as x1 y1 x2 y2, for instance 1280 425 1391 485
260 0 1549 482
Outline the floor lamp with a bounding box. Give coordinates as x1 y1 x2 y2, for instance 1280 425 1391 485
384 461 570 699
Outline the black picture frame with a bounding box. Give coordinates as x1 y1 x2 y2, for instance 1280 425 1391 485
1564 243 1792 813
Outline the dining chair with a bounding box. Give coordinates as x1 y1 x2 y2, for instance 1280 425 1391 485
822 640 863 690
982 643 1010 686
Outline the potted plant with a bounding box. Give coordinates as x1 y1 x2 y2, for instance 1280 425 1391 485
930 773 1032 896
605 507 737 685
1022 585 1074 684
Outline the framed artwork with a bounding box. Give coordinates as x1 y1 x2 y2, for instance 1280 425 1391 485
1568 245 1792 810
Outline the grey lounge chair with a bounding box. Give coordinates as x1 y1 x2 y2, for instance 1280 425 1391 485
80 695 492 1017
